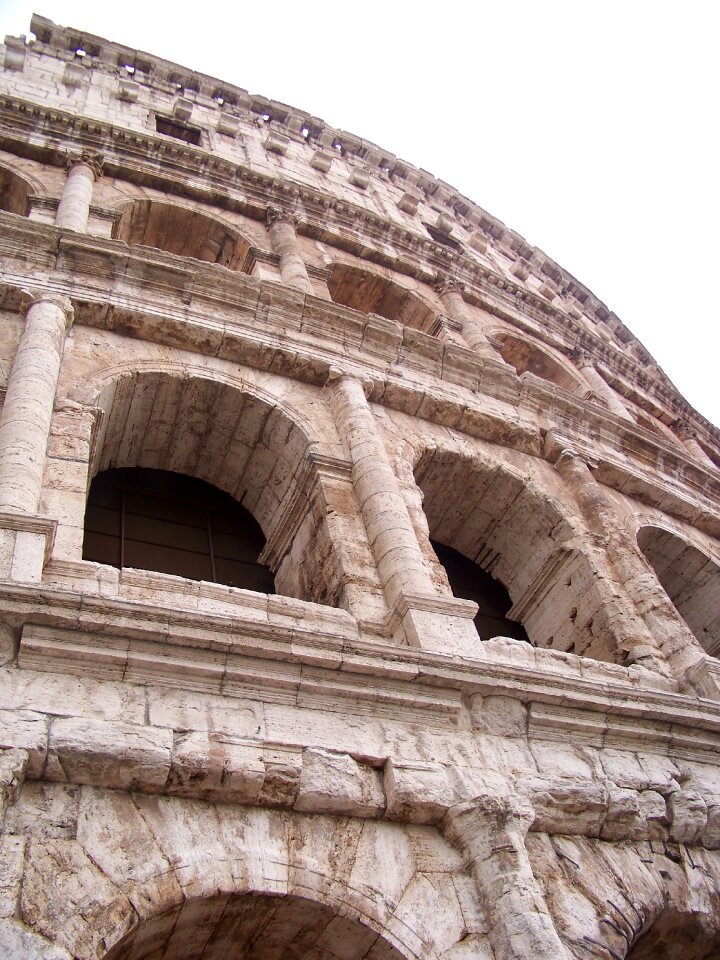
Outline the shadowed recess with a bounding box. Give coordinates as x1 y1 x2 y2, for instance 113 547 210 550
627 908 720 959
327 262 435 333
83 467 275 592
113 199 251 269
638 526 720 657
102 892 409 960
494 332 584 393
432 539 529 642
0 164 31 216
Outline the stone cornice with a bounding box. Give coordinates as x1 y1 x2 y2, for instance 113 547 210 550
9 17 658 362
6 582 720 740
0 94 709 437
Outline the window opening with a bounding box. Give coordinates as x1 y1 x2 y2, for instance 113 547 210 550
432 540 529 642
83 468 275 593
155 116 202 145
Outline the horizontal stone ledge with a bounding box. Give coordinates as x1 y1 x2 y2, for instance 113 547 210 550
4 709 720 849
4 583 720 734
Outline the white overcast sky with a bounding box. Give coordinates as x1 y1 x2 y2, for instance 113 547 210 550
1 1 718 429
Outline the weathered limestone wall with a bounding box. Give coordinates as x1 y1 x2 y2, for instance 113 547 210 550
1 15 720 960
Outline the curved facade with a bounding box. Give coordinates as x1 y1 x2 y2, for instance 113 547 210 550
1 15 720 959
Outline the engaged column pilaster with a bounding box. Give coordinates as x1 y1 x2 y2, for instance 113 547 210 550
0 294 74 515
572 348 633 420
55 152 103 233
266 207 314 295
552 442 701 677
434 277 500 359
444 796 571 960
327 370 478 651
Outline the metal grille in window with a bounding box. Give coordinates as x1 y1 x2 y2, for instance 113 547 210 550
83 467 275 593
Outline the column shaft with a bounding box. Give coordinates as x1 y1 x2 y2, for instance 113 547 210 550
0 296 72 513
266 212 314 295
444 799 571 960
328 374 435 608
435 280 498 357
55 157 100 233
575 353 633 421
555 448 700 674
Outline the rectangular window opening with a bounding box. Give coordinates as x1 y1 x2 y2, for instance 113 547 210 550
155 116 202 146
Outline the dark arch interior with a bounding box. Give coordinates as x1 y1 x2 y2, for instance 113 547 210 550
83 467 275 592
495 333 581 392
627 909 720 959
0 166 30 216
637 526 720 657
102 892 408 960
113 199 251 268
432 540 529 642
327 262 436 332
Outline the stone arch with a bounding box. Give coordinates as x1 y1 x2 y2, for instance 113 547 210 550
20 796 461 960
414 445 624 659
0 162 33 216
626 908 720 959
637 524 720 656
102 892 412 960
66 363 350 608
112 199 252 269
492 330 586 393
327 262 436 333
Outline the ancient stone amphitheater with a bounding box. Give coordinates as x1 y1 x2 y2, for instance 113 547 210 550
1 14 720 960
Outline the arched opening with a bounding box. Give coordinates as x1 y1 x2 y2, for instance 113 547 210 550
494 332 584 392
83 467 275 592
0 164 31 216
113 199 251 268
102 892 409 960
327 262 436 332
431 539 529 642
627 908 720 959
638 526 720 656
84 371 345 608
415 449 619 660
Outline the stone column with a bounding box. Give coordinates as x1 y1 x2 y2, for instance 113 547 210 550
0 294 73 514
55 152 103 233
266 207 314 295
674 420 716 469
552 443 702 676
327 370 478 651
434 277 499 358
572 348 633 420
444 796 571 960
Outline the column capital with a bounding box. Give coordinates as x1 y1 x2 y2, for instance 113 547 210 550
433 274 463 297
266 205 298 229
66 150 103 179
570 345 594 369
326 366 375 396
674 419 697 442
19 290 74 329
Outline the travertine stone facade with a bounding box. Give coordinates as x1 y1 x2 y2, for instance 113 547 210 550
1 15 720 960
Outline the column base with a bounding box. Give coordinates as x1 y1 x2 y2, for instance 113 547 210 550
0 513 56 583
390 592 481 656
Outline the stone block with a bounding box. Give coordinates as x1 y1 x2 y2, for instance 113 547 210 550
46 718 172 791
168 731 265 802
385 760 458 824
471 695 528 737
526 777 608 836
295 748 384 817
0 710 48 778
669 789 708 844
